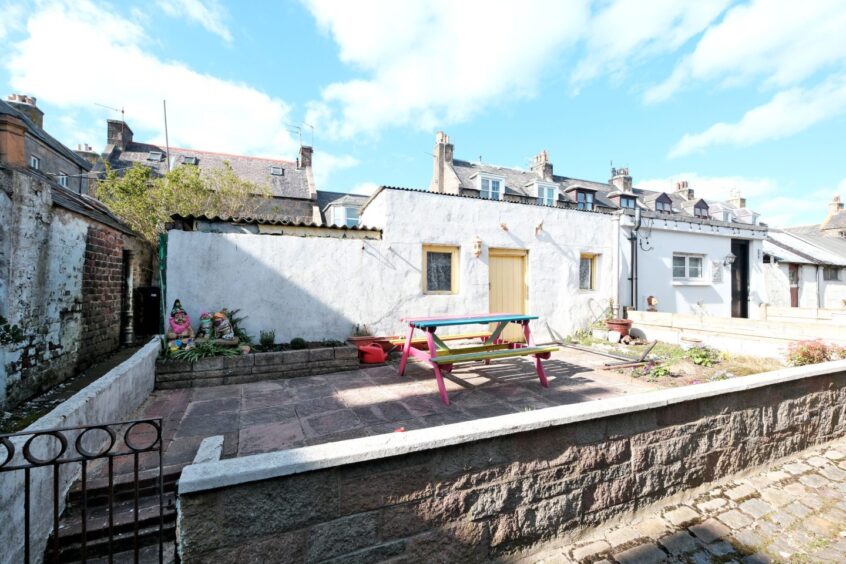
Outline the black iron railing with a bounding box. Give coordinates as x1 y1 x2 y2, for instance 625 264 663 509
0 418 165 563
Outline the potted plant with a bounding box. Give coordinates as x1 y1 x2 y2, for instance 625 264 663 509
604 299 633 337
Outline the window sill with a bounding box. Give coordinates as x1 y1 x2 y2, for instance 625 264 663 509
672 280 711 287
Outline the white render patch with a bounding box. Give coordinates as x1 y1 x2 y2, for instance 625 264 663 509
178 359 846 494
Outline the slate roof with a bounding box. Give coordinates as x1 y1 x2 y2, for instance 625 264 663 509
822 210 846 231
99 143 311 200
781 225 846 266
0 99 92 170
51 183 135 235
317 190 370 212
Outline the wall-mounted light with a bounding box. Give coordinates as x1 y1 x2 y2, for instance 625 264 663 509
473 236 483 258
723 253 736 267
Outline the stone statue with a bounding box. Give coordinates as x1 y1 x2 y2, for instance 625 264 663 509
212 312 235 340
166 299 194 342
197 312 213 339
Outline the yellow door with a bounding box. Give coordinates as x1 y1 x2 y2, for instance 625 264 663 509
488 248 528 342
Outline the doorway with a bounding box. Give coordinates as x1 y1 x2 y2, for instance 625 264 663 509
788 264 800 307
730 239 749 318
488 248 527 342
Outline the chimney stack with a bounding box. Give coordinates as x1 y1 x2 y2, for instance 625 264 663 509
531 150 553 181
75 143 100 166
430 131 454 193
674 180 694 201
727 189 746 209
106 119 133 151
827 195 844 217
299 145 313 169
609 167 632 193
6 94 44 129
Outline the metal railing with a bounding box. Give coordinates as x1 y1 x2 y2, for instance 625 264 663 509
0 418 165 563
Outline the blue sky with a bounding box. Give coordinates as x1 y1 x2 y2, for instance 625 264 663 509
1 0 845 226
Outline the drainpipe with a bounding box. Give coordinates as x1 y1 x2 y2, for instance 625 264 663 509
629 208 642 314
816 265 823 309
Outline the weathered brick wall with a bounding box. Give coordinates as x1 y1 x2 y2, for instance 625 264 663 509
178 367 846 563
79 226 124 366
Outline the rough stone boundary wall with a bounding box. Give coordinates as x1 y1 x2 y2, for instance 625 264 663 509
628 311 846 358
177 360 846 563
155 345 359 389
0 338 160 564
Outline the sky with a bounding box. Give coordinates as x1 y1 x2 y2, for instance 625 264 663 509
1 0 845 227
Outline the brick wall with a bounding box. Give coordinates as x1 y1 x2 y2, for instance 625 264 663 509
177 364 846 563
79 226 124 366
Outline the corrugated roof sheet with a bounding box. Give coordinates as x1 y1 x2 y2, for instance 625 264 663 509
171 213 381 232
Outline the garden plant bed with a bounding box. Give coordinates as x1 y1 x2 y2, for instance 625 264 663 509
155 344 358 389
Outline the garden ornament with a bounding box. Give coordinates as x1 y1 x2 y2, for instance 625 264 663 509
212 312 235 340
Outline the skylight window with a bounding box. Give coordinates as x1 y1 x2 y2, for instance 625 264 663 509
182 156 199 165
147 151 163 162
270 166 284 176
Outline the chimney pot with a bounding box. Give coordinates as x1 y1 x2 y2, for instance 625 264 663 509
610 166 632 193
531 150 553 181
6 93 44 129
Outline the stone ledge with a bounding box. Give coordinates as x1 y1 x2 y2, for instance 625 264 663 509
179 359 846 494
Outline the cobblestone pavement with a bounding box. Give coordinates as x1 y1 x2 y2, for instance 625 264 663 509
128 347 654 473
534 438 846 563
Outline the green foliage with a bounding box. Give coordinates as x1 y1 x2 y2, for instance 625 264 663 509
225 308 252 345
0 315 24 346
95 161 270 243
259 330 276 347
786 340 833 366
290 337 307 350
320 339 346 347
648 364 672 379
687 346 721 367
169 341 241 363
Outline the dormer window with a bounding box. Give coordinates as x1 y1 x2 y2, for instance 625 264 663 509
480 175 503 200
619 196 636 209
147 151 163 162
270 166 284 176
536 183 556 206
693 200 709 219
576 190 594 211
655 193 672 213
30 155 40 170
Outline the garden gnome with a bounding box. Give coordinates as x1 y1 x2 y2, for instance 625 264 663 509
197 312 213 339
166 299 194 348
212 311 235 340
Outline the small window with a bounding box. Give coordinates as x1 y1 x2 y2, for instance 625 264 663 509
694 205 709 218
57 172 68 187
333 206 358 228
182 156 199 165
823 266 841 281
147 151 163 162
579 254 597 290
423 244 459 294
480 176 502 200
619 197 636 209
30 155 40 170
270 165 284 176
537 184 556 206
673 254 704 280
576 191 594 211
656 200 672 213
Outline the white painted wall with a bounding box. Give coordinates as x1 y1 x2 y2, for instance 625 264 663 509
765 262 846 310
167 189 618 342
764 263 791 308
0 338 160 564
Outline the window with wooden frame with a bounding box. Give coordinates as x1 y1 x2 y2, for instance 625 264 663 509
619 196 636 209
576 190 595 211
423 244 459 294
823 266 841 281
579 253 598 290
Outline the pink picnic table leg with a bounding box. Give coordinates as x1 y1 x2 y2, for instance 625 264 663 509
523 321 549 388
425 328 451 405
398 324 415 376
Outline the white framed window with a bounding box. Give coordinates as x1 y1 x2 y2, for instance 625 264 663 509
536 183 556 206
656 200 672 213
480 175 503 200
619 196 636 209
673 254 705 280
57 172 68 187
30 155 40 170
576 190 594 211
332 206 359 228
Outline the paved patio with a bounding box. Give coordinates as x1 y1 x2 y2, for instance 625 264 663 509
132 347 656 470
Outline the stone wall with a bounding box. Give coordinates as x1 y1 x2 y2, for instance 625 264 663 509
79 225 125 365
156 345 358 389
177 361 846 562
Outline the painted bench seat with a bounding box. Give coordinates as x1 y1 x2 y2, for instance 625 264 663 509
431 345 558 365
388 331 492 346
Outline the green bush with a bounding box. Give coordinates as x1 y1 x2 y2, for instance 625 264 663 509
256 329 276 351
290 337 307 350
321 339 345 347
787 340 833 366
169 341 241 363
687 346 721 367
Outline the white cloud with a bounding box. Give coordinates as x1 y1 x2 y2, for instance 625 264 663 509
348 182 378 196
313 152 358 188
0 3 24 41
646 0 846 103
156 0 232 43
304 0 590 139
669 74 846 157
638 172 776 202
5 0 298 158
571 0 729 87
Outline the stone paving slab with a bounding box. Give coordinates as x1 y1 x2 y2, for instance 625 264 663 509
125 347 653 472
538 437 846 564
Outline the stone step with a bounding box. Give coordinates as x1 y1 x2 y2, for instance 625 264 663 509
66 466 181 509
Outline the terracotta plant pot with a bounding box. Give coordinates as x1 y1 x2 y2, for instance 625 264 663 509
606 318 633 337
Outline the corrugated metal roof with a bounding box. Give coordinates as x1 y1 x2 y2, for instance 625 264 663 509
171 213 381 232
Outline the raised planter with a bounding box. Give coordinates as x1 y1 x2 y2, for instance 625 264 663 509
155 345 359 389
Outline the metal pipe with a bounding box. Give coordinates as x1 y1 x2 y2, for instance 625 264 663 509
629 208 642 313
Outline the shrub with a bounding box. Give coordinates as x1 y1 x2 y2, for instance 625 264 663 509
786 340 832 366
648 364 672 379
321 339 345 347
169 341 241 363
258 329 276 351
687 346 721 367
290 337 307 350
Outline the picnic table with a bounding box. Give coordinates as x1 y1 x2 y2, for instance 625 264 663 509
398 313 558 405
